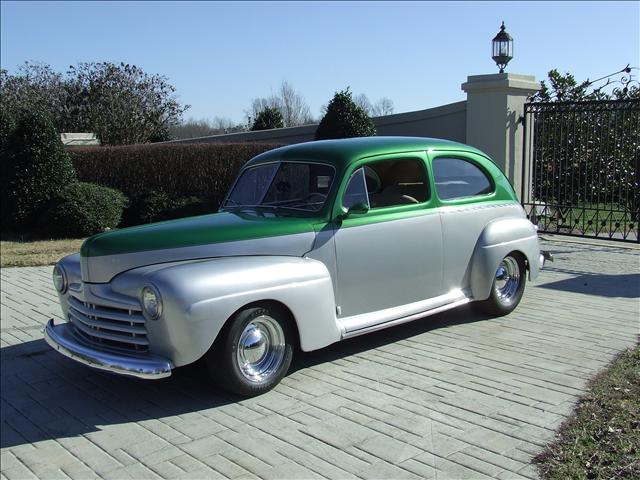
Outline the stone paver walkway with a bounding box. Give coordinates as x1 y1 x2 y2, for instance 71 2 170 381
1 238 638 479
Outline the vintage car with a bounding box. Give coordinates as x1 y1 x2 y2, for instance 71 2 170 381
45 136 548 396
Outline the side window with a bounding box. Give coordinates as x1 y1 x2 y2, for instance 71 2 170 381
432 157 494 200
367 158 429 208
342 168 369 210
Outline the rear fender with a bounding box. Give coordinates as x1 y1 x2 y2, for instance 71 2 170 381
469 217 541 301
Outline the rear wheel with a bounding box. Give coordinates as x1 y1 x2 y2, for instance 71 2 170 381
476 252 526 316
206 304 294 397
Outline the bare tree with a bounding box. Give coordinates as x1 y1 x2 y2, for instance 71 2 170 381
2 61 190 144
170 116 246 140
211 116 242 133
354 94 373 116
0 62 68 129
170 119 215 139
246 81 313 128
278 81 313 127
351 93 394 117
371 97 394 117
65 62 189 144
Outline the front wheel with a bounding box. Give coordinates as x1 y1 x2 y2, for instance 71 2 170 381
205 305 294 397
476 252 526 316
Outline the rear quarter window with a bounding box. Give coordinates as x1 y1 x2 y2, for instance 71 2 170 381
432 157 494 200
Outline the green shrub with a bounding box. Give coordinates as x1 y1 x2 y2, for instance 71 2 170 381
40 182 128 238
251 107 285 131
4 112 76 230
69 142 281 224
0 110 17 230
315 88 376 140
0 109 16 155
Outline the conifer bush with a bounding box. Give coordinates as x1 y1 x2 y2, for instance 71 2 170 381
251 107 285 131
315 88 376 140
3 112 77 231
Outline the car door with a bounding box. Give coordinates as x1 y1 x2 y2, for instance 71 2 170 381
430 151 517 293
333 154 443 320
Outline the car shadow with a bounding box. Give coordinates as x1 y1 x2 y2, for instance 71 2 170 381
289 304 489 373
538 267 640 298
0 305 489 449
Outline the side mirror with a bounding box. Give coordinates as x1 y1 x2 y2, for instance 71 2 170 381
339 202 369 220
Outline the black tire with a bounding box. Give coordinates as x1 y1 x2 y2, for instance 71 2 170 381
475 252 526 316
205 304 294 397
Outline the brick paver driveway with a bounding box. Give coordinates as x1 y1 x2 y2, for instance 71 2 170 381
1 238 638 480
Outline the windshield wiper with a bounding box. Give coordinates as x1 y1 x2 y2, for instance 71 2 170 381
222 204 315 215
221 204 264 214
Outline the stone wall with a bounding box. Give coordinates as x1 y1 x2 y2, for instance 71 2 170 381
168 73 539 197
168 101 467 145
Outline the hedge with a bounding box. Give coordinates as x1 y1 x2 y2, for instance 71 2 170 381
69 143 283 209
40 182 128 238
134 191 219 224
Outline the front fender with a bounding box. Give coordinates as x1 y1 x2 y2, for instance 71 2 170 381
120 256 339 367
469 217 541 301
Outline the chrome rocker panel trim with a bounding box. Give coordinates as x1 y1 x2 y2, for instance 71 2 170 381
44 319 173 379
342 297 471 339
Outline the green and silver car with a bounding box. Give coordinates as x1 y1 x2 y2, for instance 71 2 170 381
45 137 547 396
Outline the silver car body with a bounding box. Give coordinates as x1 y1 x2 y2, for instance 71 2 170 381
45 137 544 379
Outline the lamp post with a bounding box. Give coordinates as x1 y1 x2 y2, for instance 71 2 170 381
492 21 513 73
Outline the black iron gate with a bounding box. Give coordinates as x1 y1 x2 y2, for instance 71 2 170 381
521 99 639 242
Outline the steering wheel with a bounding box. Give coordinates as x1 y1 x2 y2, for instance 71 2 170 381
402 195 419 204
303 192 327 203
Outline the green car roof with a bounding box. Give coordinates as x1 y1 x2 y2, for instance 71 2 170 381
244 136 491 171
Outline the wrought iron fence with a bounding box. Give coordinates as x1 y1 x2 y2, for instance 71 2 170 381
521 99 639 242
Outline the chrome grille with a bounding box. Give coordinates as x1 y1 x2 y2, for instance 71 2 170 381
68 295 148 352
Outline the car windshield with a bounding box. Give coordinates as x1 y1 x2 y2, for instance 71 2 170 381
222 162 335 213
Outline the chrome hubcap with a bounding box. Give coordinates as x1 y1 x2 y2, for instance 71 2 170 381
494 256 521 305
236 315 285 383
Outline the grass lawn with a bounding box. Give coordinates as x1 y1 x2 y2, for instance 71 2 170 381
534 345 640 479
1 238 85 267
538 202 636 224
529 202 638 240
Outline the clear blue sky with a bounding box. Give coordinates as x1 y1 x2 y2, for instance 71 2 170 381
2 1 638 123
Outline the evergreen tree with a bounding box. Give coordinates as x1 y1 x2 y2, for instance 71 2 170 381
315 88 376 140
4 112 76 229
250 107 285 131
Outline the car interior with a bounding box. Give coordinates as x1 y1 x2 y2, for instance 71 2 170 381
366 159 429 208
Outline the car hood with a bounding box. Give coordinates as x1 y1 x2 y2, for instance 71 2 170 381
80 211 318 283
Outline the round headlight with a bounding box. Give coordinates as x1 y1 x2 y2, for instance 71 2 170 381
141 286 162 320
53 264 67 293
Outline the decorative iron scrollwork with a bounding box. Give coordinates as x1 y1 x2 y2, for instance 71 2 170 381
588 64 639 99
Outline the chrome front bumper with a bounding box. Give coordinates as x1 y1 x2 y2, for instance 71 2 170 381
44 319 173 379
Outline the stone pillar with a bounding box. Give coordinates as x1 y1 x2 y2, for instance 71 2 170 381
461 73 539 199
